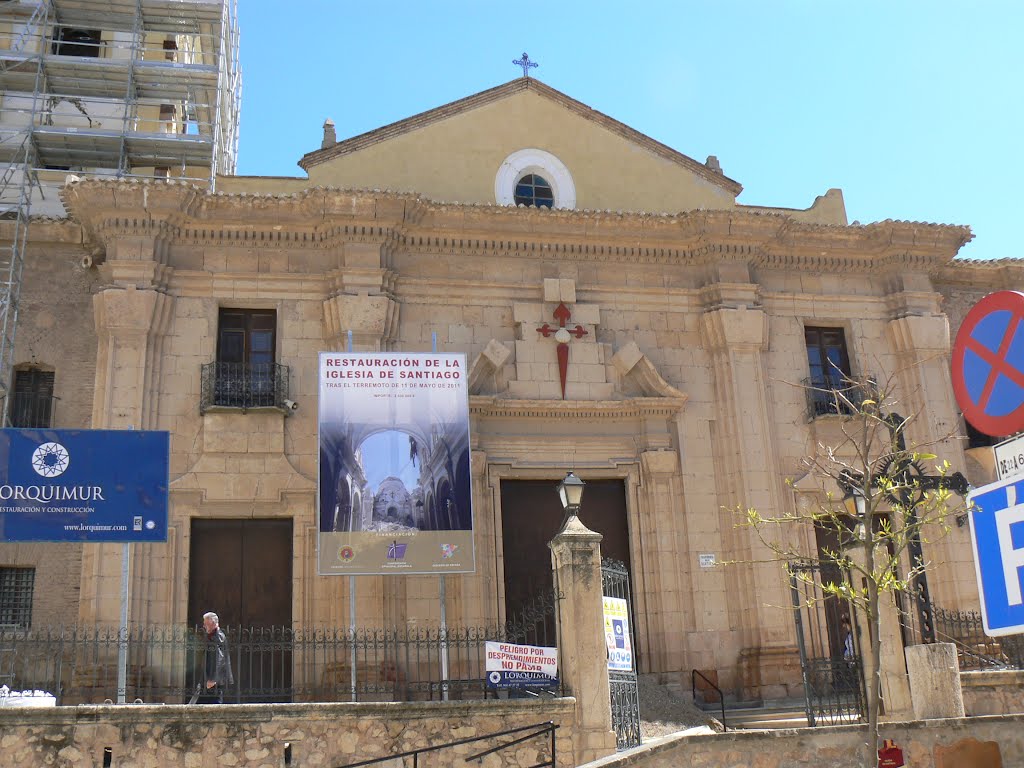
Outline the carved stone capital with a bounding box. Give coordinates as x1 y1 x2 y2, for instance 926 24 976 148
887 314 951 355
640 449 680 476
323 293 399 348
93 286 173 338
700 306 768 352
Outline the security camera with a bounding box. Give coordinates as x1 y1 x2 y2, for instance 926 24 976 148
283 399 298 411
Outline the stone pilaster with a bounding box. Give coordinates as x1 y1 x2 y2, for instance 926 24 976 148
887 304 975 609
80 284 174 626
700 299 796 697
549 515 617 765
636 449 690 677
322 249 398 351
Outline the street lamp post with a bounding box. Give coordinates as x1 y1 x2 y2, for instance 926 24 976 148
556 471 585 527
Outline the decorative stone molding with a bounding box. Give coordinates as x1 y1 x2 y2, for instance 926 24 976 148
495 148 576 209
468 339 513 395
887 314 951 356
470 396 685 421
699 306 768 352
611 342 687 400
63 180 973 277
323 293 399 349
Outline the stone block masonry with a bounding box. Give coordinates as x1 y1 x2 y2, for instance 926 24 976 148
587 713 1024 768
0 698 575 768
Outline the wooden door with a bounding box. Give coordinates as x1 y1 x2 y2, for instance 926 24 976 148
188 518 293 701
499 480 631 641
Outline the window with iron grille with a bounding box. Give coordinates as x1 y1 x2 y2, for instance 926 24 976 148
0 567 34 628
9 369 55 428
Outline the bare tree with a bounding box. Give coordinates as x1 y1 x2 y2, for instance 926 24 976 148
739 371 970 768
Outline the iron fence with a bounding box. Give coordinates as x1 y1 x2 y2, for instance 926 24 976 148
602 558 641 751
930 607 1024 671
199 361 289 413
0 623 564 705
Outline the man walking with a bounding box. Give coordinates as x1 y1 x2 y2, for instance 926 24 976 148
200 611 233 704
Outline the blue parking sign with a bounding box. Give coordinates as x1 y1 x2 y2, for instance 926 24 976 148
968 476 1024 636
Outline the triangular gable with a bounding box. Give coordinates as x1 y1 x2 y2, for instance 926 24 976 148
297 79 742 214
299 78 741 195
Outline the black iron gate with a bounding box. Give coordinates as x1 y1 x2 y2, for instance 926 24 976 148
602 558 640 750
789 562 865 726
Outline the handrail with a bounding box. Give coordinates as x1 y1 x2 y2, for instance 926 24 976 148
691 669 726 732
334 721 557 767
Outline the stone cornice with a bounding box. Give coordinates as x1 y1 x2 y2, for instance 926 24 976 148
297 78 743 196
933 259 1024 290
470 396 686 420
57 179 975 272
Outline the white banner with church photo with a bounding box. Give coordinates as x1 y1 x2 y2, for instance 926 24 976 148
318 352 475 575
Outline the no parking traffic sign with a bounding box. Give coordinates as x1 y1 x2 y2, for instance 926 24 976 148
952 291 1024 437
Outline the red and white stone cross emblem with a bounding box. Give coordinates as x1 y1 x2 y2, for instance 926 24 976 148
537 302 588 399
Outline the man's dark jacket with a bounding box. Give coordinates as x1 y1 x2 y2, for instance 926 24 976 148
205 628 234 687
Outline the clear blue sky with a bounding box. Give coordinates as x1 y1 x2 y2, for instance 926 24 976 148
236 1 1023 262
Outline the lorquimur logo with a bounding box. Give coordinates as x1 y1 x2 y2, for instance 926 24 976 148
31 442 69 478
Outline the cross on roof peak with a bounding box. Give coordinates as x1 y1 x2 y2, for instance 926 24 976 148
513 52 538 78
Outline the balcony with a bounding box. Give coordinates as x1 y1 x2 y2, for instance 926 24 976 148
200 362 289 414
803 375 878 421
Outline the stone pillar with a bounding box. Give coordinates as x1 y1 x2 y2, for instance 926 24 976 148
877 593 913 720
549 515 617 765
906 642 965 719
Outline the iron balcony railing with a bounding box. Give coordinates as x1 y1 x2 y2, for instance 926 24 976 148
200 361 289 413
803 375 879 420
0 622 563 706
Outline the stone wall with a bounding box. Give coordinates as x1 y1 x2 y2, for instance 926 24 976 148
0 698 575 768
591 714 1024 768
0 222 97 626
961 670 1024 716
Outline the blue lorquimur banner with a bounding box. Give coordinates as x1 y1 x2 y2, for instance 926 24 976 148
0 429 169 543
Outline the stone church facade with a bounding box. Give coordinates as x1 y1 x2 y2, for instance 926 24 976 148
0 77 1016 699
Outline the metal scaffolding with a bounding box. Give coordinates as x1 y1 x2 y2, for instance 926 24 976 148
0 0 240 420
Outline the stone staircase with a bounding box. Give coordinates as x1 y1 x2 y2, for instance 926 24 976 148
723 700 810 730
694 698 815 730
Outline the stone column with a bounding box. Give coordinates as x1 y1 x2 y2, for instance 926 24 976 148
549 515 617 765
906 642 965 719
